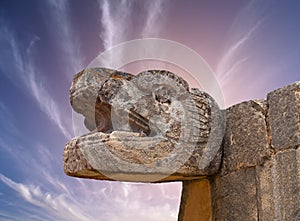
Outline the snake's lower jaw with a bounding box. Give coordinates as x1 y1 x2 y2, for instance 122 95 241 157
64 68 225 182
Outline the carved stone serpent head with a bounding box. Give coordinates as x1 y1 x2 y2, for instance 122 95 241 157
64 68 225 182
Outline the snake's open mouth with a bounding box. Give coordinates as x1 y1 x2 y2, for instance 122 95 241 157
63 68 224 182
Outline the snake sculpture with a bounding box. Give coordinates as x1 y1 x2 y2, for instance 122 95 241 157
64 68 225 182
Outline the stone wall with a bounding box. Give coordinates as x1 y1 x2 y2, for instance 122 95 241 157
179 81 300 220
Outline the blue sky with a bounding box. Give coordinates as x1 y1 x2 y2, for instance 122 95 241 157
0 0 300 220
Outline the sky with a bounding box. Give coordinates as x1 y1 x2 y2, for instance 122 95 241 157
0 0 300 220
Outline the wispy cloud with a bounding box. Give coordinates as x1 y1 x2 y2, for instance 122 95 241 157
97 0 167 68
99 0 134 50
215 0 271 106
142 0 166 37
216 19 262 83
99 0 166 49
46 0 84 76
0 173 94 221
27 70 72 139
0 171 181 221
0 25 72 139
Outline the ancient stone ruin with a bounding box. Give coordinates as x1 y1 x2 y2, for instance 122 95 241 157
64 68 300 220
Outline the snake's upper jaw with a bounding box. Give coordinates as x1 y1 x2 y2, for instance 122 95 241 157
64 68 225 182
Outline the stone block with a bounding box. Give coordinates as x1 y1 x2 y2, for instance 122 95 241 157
256 160 275 220
267 81 300 149
256 148 300 220
212 168 258 221
222 100 269 174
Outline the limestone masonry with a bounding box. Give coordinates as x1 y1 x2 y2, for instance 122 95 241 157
180 81 300 221
64 68 300 221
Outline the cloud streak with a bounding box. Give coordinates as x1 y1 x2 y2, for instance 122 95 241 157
46 0 84 76
99 0 166 49
98 0 167 68
142 0 165 37
215 0 271 106
0 173 93 221
0 171 181 221
216 20 262 83
99 0 133 51
0 25 72 139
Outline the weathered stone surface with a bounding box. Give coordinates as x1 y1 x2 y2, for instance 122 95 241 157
178 179 212 221
70 68 134 131
210 81 300 221
64 132 209 182
65 68 225 182
267 81 300 150
256 161 275 220
256 148 300 220
212 168 258 221
221 100 270 175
